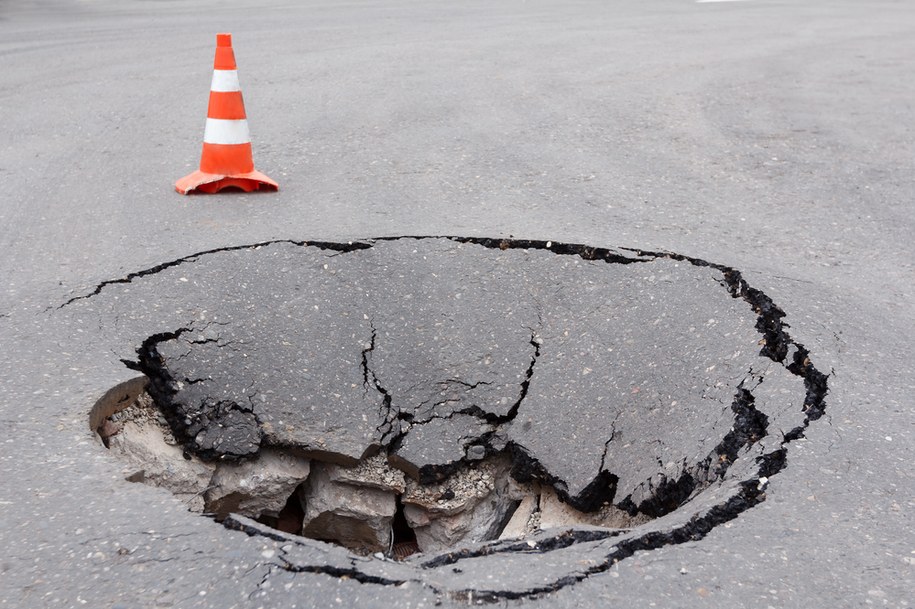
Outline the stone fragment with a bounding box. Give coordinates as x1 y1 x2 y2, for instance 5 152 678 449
499 494 539 540
205 448 311 520
466 445 486 461
326 453 406 494
403 503 431 528
299 463 396 554
108 419 214 512
402 460 495 516
410 485 516 553
402 456 516 553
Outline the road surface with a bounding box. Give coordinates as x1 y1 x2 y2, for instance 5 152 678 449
0 0 912 607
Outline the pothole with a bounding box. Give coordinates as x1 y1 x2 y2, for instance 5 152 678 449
81 236 827 598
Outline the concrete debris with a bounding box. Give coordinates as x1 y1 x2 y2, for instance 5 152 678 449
402 457 502 516
102 397 656 556
466 445 486 461
325 453 406 494
206 448 311 520
299 462 397 554
402 456 517 553
105 395 214 512
105 394 312 519
499 494 539 539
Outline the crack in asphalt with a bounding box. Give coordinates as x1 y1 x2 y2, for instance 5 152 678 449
54 239 372 310
361 320 399 444
226 515 412 587
54 236 647 311
597 411 622 474
351 314 545 484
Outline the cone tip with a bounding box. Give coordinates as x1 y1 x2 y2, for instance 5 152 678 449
217 33 232 47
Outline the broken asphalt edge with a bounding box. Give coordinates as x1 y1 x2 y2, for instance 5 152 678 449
68 236 829 602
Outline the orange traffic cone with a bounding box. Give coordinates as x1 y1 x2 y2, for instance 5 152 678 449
176 33 278 194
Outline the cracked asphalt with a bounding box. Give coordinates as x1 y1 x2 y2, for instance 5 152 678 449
1 0 913 608
66 234 830 598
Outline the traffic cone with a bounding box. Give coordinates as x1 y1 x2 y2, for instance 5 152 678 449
175 33 278 194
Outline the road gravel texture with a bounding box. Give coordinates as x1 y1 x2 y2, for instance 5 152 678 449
1 1 913 608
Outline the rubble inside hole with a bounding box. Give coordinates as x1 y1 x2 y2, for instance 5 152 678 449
299 460 398 553
98 391 651 559
101 392 214 512
206 449 311 521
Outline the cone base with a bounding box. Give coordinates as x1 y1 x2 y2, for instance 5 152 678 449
175 169 279 195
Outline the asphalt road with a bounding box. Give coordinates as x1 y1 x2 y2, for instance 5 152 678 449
1 0 913 607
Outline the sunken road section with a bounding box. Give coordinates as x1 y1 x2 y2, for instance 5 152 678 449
84 237 827 599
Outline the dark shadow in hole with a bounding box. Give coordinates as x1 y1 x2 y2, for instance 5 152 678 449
489 498 522 540
257 491 304 535
391 496 419 560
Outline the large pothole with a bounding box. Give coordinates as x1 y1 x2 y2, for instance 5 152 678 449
82 237 827 598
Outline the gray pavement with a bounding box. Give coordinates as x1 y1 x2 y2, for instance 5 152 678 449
1 0 913 607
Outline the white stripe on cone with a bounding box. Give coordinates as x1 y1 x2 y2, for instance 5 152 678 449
203 118 251 145
210 69 241 92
